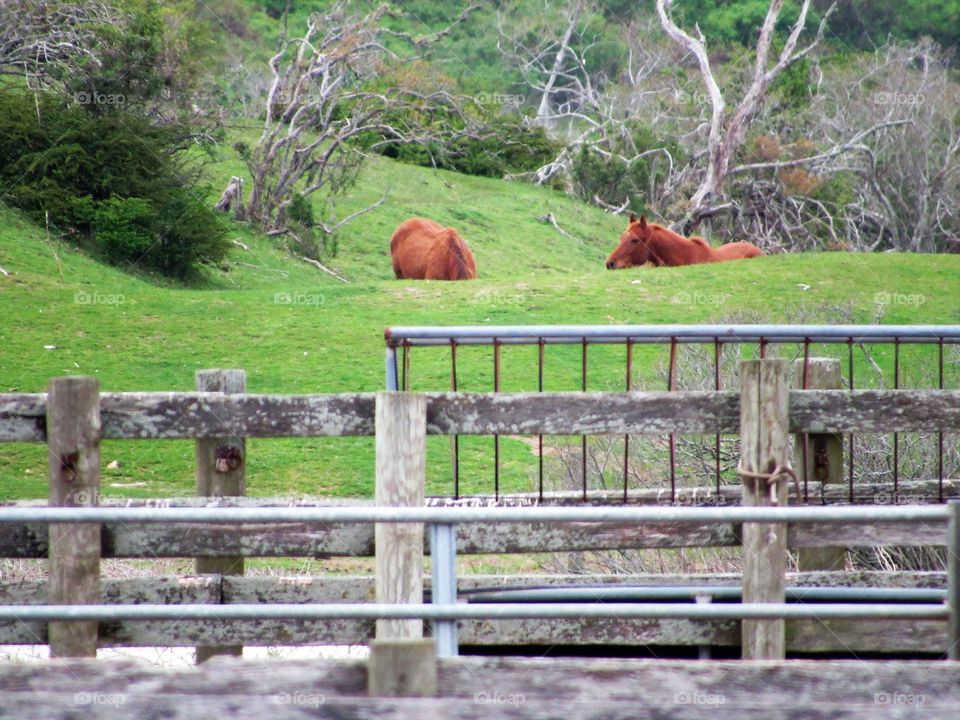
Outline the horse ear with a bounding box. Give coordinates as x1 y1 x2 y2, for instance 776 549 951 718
628 212 637 223
639 214 648 229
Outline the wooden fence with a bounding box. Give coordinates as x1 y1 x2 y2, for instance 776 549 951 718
2 363 960 666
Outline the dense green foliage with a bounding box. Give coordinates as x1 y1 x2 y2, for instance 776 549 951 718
570 124 684 213
645 0 960 52
0 89 228 280
379 113 558 178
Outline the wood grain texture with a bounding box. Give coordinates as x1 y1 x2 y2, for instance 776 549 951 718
1 657 960 719
194 369 246 662
793 359 847 572
740 360 789 660
3 388 959 441
46 376 101 658
0 515 948 559
375 392 427 640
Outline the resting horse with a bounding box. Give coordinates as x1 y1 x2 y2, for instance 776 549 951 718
605 214 764 269
390 217 477 280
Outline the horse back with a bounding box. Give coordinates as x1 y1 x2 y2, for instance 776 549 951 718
713 241 765 260
390 218 476 280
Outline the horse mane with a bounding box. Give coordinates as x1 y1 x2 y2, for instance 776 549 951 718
445 231 474 280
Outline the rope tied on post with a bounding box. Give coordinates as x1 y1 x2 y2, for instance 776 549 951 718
737 463 800 506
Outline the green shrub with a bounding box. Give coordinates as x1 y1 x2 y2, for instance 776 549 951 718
570 123 682 211
0 88 228 280
366 109 558 178
93 196 155 263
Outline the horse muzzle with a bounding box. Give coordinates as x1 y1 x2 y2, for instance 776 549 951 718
605 260 617 270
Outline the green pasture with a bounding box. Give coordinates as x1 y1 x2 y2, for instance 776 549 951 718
2 152 958 501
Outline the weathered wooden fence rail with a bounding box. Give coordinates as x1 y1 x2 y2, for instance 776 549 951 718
2 361 960 677
5 390 960 442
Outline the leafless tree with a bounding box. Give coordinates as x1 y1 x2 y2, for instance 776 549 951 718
655 0 838 230
237 2 474 235
0 1 112 86
499 7 677 207
715 39 960 253
830 40 960 252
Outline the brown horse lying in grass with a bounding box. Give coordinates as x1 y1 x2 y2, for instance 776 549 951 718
605 213 764 269
390 218 477 280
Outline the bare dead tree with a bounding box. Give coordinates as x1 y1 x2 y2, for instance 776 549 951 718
0 1 113 85
499 9 677 208
655 0 836 230
237 2 473 235
832 40 960 252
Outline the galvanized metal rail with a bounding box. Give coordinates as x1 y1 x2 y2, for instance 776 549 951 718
1 502 959 659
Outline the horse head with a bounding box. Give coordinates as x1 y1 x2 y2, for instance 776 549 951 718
606 213 652 269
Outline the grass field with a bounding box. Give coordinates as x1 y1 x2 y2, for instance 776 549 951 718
2 148 959 501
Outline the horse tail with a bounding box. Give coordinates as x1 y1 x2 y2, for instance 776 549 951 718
446 231 476 280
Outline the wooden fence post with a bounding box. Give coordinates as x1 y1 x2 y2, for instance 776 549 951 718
740 360 790 660
47 376 101 658
369 391 435 697
792 358 846 571
195 369 246 664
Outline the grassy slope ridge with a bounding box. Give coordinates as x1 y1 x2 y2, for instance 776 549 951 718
2 151 959 500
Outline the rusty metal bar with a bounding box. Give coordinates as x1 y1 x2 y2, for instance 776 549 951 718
494 338 501 501
668 338 678 503
714 339 722 498
894 338 901 495
940 338 946 503
848 339 855 504
801 338 811 503
624 339 633 504
450 340 460 499
581 338 588 502
538 338 545 502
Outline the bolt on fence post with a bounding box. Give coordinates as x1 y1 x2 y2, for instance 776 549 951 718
195 369 246 664
47 376 101 658
430 522 459 657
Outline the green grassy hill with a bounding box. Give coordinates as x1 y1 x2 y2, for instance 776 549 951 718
2 151 959 501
